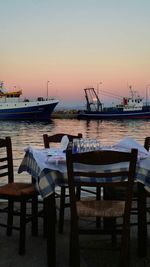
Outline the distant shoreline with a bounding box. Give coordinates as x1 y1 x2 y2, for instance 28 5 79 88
51 109 79 119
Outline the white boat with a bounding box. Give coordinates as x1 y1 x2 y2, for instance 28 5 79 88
0 81 59 120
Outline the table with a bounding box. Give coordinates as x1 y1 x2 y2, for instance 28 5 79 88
18 145 150 265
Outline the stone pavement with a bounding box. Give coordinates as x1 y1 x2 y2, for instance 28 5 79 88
0 201 150 267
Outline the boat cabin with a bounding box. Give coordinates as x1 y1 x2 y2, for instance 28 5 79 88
122 92 143 111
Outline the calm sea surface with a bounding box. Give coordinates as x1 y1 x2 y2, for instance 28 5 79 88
0 118 150 182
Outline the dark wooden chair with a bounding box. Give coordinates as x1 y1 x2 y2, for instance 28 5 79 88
0 136 38 255
144 136 150 153
126 137 150 223
66 144 138 267
143 137 150 215
43 133 82 234
137 137 150 257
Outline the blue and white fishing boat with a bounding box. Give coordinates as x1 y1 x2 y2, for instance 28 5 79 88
78 87 150 120
0 81 59 120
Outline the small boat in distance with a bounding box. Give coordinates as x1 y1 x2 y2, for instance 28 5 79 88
78 87 150 120
0 81 59 120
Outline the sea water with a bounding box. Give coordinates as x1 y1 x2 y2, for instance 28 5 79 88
0 118 150 182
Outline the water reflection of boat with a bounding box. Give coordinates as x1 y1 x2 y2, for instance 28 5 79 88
78 87 150 120
0 81 59 120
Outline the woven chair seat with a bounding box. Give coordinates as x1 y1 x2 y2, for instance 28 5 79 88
0 183 37 197
77 200 125 218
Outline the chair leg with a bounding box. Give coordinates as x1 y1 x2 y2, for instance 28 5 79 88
111 218 117 244
76 185 81 200
43 199 47 237
137 183 147 257
31 195 38 236
58 186 66 234
44 193 56 267
69 222 80 267
96 186 101 227
7 200 14 236
19 199 26 255
119 226 130 267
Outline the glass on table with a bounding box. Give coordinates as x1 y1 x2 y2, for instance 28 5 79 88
72 138 101 153
72 138 80 153
82 138 101 152
95 140 101 150
72 138 87 153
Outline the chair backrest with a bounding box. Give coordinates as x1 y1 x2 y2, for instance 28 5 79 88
0 137 14 183
43 133 82 148
66 144 138 217
144 137 150 151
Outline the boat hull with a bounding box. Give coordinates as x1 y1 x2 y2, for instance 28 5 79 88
0 101 58 121
78 108 150 120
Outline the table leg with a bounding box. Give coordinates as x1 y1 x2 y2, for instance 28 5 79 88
44 192 56 267
137 182 147 257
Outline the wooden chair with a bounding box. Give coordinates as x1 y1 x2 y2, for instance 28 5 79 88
144 136 150 153
43 133 82 234
143 137 150 214
126 137 150 222
0 136 38 255
66 144 138 267
137 137 150 257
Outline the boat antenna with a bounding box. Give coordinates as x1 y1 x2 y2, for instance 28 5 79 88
129 85 133 97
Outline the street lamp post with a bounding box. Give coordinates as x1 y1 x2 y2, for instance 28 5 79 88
47 80 50 98
146 84 150 106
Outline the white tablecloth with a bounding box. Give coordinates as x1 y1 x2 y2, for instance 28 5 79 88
18 143 150 198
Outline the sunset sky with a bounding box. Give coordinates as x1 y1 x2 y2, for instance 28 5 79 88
0 0 150 107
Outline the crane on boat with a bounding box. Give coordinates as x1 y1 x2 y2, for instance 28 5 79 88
84 87 123 112
84 88 102 112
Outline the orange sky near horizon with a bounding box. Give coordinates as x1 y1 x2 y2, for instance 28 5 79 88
1 1 150 107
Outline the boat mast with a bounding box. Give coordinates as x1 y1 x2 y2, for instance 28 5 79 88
129 85 137 99
0 81 5 94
